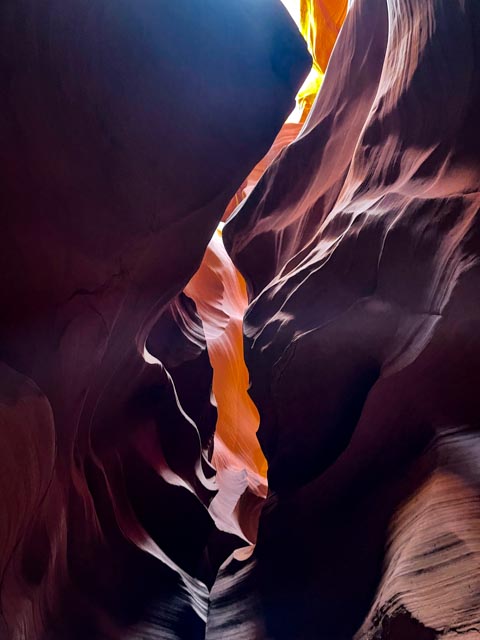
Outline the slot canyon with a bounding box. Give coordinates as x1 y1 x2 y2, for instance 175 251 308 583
1 0 480 638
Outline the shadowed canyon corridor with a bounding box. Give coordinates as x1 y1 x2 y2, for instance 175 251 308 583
1 0 480 638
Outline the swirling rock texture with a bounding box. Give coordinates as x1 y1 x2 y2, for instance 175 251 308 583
2 0 480 639
185 229 268 546
221 0 480 638
0 0 310 638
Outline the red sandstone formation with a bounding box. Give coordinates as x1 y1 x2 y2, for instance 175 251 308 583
220 0 480 637
0 1 309 637
2 0 480 638
185 229 267 545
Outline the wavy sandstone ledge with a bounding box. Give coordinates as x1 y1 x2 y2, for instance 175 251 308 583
221 0 480 638
0 1 309 637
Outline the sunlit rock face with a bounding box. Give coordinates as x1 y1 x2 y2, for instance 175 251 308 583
185 230 268 546
297 0 348 119
0 1 309 637
222 0 480 638
2 0 480 638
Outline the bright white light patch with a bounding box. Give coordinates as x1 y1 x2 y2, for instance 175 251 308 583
281 0 300 23
280 0 303 122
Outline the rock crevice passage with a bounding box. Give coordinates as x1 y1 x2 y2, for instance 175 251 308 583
1 0 480 639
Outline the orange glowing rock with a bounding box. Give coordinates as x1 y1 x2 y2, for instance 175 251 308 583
204 0 349 538
185 229 267 540
185 230 267 481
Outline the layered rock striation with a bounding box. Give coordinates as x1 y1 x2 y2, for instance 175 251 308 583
0 1 309 637
221 0 480 637
2 0 480 638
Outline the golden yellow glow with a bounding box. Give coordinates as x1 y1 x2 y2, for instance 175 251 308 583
283 0 348 122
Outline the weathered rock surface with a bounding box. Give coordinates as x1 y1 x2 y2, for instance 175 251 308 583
3 0 480 637
222 0 480 637
0 1 309 637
